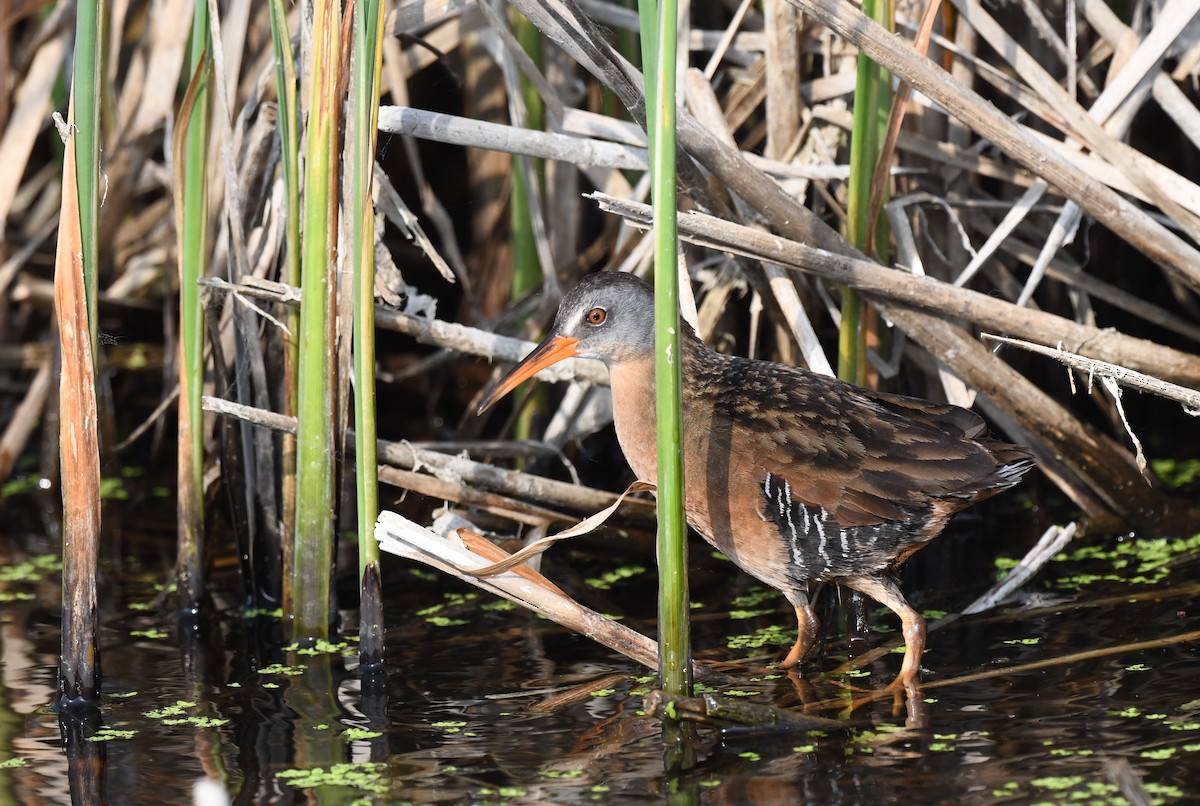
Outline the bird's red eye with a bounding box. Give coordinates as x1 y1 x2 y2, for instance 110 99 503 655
586 307 607 325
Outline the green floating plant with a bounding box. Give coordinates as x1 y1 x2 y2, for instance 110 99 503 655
142 699 228 728
0 555 62 583
728 608 774 620
432 720 468 734
90 727 137 742
277 762 387 795
541 769 583 779
730 587 778 609
477 786 526 798
285 638 351 655
585 565 647 590
259 663 305 676
727 623 794 651
1150 457 1200 489
144 700 197 719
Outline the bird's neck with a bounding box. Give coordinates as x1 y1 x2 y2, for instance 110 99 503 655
608 355 660 483
607 329 708 485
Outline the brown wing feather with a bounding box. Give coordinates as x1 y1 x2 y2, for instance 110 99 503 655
687 345 1024 529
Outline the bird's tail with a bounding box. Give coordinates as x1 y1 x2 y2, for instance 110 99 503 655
980 442 1036 494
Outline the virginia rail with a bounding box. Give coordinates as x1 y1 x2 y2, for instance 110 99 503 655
478 272 1034 688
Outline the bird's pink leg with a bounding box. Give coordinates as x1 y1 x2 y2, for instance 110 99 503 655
844 576 927 691
779 597 820 668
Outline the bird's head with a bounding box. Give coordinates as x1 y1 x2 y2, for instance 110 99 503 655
477 272 656 415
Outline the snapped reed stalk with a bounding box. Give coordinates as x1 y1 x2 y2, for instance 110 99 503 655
292 0 341 641
57 0 104 708
640 0 691 699
174 0 211 617
351 0 386 671
55 97 101 708
841 0 892 386
268 0 301 612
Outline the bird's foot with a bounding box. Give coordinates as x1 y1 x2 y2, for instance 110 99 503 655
778 643 809 669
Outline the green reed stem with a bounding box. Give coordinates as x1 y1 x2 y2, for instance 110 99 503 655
352 0 385 668
641 0 691 698
174 0 210 615
292 0 341 641
840 0 891 385
511 9 544 448
74 0 102 347
268 0 301 607
511 9 543 302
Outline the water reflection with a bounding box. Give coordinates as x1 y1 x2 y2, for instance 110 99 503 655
2 503 1200 803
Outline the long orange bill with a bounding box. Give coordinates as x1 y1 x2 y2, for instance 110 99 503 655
477 334 580 415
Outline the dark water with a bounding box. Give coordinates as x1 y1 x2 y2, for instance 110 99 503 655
2 492 1200 804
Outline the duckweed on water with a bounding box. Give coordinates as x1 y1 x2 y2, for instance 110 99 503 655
727 623 794 651
432 720 468 733
0 473 43 498
89 727 137 742
728 608 775 619
284 638 351 655
276 762 387 795
98 477 130 500
130 629 169 639
0 758 27 768
477 786 526 798
259 663 306 676
0 554 61 582
144 700 229 728
1047 533 1200 588
481 598 516 612
1150 457 1200 489
730 587 778 608
144 701 196 719
343 728 381 740
585 565 646 590
1048 747 1094 757
992 781 1019 797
